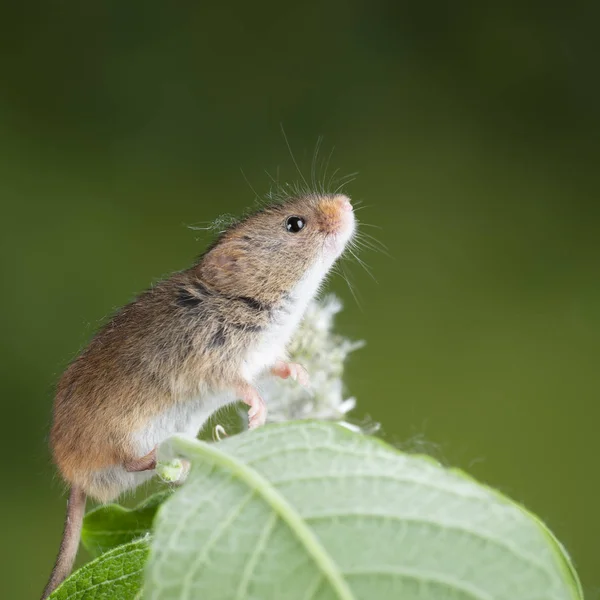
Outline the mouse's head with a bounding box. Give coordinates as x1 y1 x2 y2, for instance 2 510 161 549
199 193 355 303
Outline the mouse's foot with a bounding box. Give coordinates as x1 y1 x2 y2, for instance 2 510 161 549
237 384 267 429
271 360 310 388
124 447 157 472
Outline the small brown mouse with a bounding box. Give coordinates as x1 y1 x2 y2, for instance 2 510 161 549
41 192 356 598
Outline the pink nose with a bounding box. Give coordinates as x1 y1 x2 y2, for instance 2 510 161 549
338 196 352 212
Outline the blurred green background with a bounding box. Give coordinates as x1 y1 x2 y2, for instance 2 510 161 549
1 2 598 598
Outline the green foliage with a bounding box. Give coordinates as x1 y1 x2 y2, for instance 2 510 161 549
145 422 582 600
52 422 583 600
49 540 148 600
82 491 172 557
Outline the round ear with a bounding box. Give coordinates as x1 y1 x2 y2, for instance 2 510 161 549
201 242 244 288
206 247 238 271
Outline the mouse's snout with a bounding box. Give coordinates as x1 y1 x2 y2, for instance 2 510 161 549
338 195 353 212
317 194 354 234
316 194 355 257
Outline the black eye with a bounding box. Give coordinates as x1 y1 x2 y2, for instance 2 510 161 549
286 216 305 233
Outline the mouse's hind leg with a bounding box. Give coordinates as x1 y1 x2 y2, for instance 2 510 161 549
124 446 191 485
124 447 157 472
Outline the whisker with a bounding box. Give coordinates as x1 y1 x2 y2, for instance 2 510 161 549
240 168 262 205
264 169 278 186
355 230 389 252
356 222 382 229
346 247 378 282
332 171 359 183
334 177 357 194
264 170 281 200
354 241 392 260
330 171 358 190
311 136 323 193
352 237 385 255
320 145 336 194
327 167 340 192
280 123 309 191
335 261 363 311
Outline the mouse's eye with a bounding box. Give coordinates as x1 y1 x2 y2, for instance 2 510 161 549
285 216 306 233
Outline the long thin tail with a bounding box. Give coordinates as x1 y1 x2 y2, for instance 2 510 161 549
41 486 87 599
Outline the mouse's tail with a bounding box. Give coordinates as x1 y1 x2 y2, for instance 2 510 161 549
41 486 87 599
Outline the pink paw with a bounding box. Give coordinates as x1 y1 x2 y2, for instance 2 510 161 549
247 395 266 429
237 385 267 429
271 360 310 388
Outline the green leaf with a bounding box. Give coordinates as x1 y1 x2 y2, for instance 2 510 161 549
49 540 148 600
82 491 171 557
145 421 582 600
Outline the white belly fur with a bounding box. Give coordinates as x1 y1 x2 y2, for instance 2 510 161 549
90 391 235 502
95 262 330 501
132 390 235 458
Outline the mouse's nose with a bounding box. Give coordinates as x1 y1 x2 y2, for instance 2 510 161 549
337 195 352 212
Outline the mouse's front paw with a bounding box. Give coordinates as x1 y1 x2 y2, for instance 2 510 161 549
271 360 310 388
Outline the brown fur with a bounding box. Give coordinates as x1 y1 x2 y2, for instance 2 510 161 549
43 192 354 598
50 194 349 494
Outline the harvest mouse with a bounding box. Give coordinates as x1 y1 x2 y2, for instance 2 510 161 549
41 192 356 598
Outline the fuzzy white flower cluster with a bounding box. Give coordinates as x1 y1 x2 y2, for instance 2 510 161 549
258 294 375 432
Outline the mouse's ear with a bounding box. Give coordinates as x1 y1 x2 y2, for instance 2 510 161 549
205 247 237 270
201 242 243 285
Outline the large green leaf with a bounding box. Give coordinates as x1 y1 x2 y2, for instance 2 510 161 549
49 540 148 600
82 491 171 557
145 422 582 600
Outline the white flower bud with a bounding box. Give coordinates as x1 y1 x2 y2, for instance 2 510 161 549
257 294 376 433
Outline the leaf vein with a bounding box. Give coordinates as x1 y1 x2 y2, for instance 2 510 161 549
52 548 147 600
303 511 554 583
235 511 278 599
167 434 356 600
181 490 256 600
343 566 495 600
268 470 495 507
